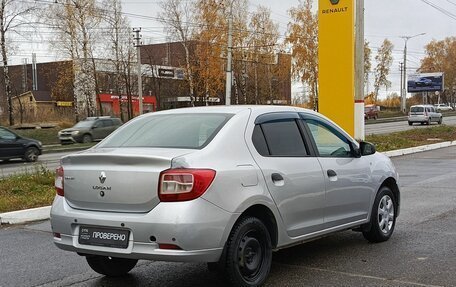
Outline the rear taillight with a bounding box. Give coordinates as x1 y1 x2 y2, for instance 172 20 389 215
158 169 216 202
55 166 64 196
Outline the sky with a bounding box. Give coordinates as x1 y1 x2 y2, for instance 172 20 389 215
11 0 456 99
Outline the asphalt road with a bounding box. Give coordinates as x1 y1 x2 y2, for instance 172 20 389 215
1 146 455 287
365 115 456 135
0 152 68 178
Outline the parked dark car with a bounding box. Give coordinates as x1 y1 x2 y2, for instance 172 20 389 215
58 117 123 144
0 126 42 162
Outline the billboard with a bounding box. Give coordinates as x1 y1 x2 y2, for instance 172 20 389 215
407 72 444 93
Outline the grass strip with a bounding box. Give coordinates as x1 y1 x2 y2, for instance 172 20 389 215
366 125 456 152
0 165 55 213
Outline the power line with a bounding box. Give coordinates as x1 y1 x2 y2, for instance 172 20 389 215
419 0 456 20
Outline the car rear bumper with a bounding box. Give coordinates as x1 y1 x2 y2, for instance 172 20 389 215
50 196 238 262
408 115 429 122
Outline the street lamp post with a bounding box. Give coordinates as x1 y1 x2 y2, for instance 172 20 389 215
400 33 425 113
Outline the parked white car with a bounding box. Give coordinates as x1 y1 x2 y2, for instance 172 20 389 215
434 104 453 112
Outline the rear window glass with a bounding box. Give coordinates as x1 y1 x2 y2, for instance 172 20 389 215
98 113 232 149
411 107 424 113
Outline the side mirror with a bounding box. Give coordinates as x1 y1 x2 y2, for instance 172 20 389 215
360 141 376 156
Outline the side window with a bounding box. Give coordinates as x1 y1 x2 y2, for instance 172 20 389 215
254 120 308 157
252 125 269 156
305 119 352 158
0 128 16 140
100 120 112 127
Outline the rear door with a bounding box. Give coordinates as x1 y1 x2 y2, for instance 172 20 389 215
300 113 374 228
248 112 326 237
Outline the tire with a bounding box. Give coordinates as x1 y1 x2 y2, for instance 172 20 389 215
408 121 412 126
82 134 92 143
24 147 39 162
222 216 272 287
86 255 137 277
427 118 431 125
362 186 396 243
438 117 443 125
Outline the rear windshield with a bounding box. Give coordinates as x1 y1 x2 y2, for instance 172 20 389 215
98 113 232 149
411 107 424 113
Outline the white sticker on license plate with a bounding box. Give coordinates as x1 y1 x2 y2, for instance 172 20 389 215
78 226 130 249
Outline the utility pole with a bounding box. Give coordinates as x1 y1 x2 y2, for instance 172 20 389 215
399 62 403 102
133 27 143 115
225 1 233 105
400 33 425 113
354 0 365 140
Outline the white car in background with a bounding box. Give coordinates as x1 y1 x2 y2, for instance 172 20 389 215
434 104 453 112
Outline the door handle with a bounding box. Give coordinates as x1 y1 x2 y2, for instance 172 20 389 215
327 169 337 177
271 173 283 182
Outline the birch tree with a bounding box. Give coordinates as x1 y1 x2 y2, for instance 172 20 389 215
373 39 393 103
0 0 37 125
47 0 102 119
285 0 319 109
158 0 196 106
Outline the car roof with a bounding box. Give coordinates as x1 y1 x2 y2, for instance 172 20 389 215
137 105 319 116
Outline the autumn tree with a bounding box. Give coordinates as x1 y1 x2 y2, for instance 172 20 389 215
0 0 37 125
285 0 318 110
364 40 372 87
420 37 456 104
373 39 393 103
247 5 280 104
192 0 226 105
101 0 136 120
47 0 102 120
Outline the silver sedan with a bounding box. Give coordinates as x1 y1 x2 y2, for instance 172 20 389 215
51 106 400 286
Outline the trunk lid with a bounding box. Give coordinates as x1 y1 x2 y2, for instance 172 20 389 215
61 148 193 213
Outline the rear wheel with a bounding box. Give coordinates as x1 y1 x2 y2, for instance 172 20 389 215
362 186 396 243
86 255 137 277
222 216 272 287
24 147 39 162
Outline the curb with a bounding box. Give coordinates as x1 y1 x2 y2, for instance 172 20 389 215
384 140 456 157
2 141 456 226
0 206 51 225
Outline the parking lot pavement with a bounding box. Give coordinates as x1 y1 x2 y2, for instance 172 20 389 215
1 146 455 287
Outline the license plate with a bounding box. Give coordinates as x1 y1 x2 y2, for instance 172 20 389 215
78 226 130 249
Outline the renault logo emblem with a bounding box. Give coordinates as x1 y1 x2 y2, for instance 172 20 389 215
99 172 107 184
330 0 340 4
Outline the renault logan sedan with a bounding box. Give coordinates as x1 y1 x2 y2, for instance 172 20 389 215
51 106 400 286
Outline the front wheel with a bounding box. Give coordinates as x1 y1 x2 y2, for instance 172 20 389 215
222 216 272 287
82 134 92 143
86 255 137 277
24 147 39 162
408 121 412 126
363 186 396 243
438 117 443 124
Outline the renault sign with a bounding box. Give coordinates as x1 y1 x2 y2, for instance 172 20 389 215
407 72 444 93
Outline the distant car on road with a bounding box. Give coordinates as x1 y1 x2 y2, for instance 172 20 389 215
51 106 400 287
415 77 433 87
364 106 378 120
0 126 42 162
58 116 122 144
408 105 442 125
434 104 453 112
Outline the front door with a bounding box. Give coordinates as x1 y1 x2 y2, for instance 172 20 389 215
301 115 374 228
0 128 23 159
